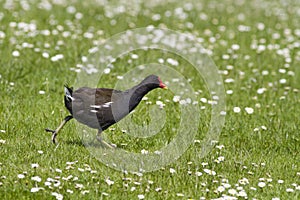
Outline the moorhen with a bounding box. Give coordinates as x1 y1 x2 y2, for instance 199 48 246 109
45 75 167 148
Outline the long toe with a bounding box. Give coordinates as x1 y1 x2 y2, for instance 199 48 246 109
51 132 57 144
96 136 115 149
102 141 115 149
110 143 117 148
45 128 55 133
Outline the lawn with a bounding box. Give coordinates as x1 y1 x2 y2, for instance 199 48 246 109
0 0 300 199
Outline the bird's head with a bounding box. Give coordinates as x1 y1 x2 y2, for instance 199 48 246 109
142 75 168 90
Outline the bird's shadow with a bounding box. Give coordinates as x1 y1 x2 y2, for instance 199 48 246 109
65 139 115 149
65 139 85 147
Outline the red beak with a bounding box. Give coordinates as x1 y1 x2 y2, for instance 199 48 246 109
158 78 168 89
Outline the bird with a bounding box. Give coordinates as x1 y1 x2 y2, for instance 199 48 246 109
45 75 167 148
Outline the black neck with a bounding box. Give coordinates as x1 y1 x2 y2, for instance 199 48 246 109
127 82 157 112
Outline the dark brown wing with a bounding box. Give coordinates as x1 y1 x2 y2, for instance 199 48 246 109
71 87 122 130
94 88 123 130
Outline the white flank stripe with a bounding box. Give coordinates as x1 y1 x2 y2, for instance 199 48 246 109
90 105 101 109
104 101 113 105
90 102 113 109
103 102 113 108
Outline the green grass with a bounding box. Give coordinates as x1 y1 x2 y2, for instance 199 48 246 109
1 0 300 199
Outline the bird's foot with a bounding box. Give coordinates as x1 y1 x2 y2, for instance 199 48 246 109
45 128 57 144
96 135 116 149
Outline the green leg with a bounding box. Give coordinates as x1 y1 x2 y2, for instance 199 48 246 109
45 115 73 144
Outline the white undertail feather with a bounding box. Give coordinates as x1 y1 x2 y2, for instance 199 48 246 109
64 87 74 101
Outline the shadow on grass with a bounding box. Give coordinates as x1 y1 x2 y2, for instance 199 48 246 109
65 139 116 148
66 139 126 151
65 139 85 147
